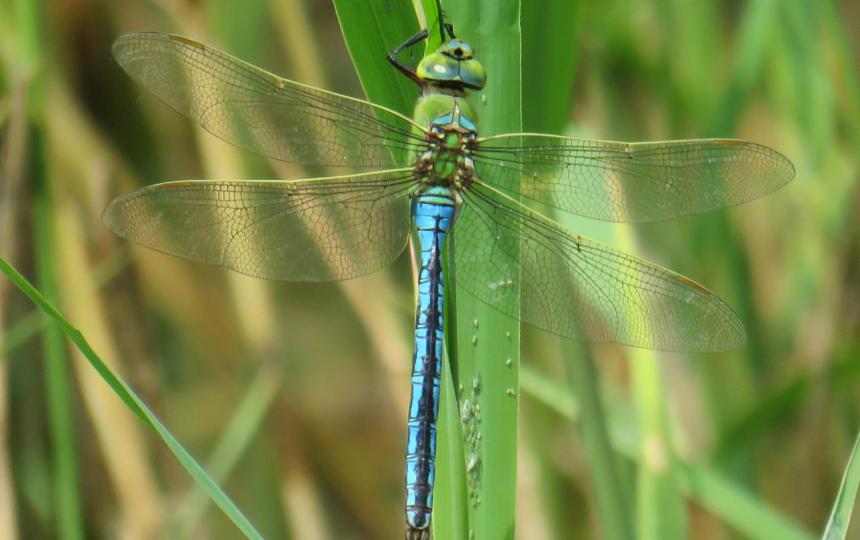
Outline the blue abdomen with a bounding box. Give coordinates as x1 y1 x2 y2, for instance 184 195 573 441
404 187 456 534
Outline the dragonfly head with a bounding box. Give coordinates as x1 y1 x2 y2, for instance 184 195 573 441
417 39 487 91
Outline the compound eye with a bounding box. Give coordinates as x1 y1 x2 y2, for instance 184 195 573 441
454 47 464 58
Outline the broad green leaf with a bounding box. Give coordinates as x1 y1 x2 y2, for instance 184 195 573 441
441 2 521 540
332 0 421 117
521 0 580 134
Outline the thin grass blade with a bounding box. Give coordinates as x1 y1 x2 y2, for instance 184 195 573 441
35 155 84 540
0 257 265 540
521 365 816 540
172 364 282 537
822 431 860 540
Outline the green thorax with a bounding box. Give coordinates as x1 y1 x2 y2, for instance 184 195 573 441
413 94 479 186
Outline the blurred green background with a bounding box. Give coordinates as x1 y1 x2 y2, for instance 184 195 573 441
0 0 858 539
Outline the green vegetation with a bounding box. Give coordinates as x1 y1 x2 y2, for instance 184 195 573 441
0 0 858 539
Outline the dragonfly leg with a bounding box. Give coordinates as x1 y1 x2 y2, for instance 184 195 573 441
388 29 429 86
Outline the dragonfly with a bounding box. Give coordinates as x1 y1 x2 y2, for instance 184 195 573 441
104 21 794 539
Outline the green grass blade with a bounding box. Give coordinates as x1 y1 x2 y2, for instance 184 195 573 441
822 431 860 540
565 349 635 540
520 6 636 536
434 352 470 540
441 2 522 539
172 364 282 538
521 365 816 540
630 348 686 540
332 0 421 117
707 0 779 135
16 0 83 535
0 257 264 540
34 144 84 540
332 0 421 172
672 459 813 540
616 225 685 539
521 0 580 134
0 251 127 358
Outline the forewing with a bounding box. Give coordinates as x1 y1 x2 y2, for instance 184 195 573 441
453 182 746 352
103 170 415 281
112 33 426 169
473 134 795 222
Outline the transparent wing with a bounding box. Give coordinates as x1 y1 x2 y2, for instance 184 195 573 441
453 182 746 352
112 33 426 169
103 169 416 281
473 134 795 222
